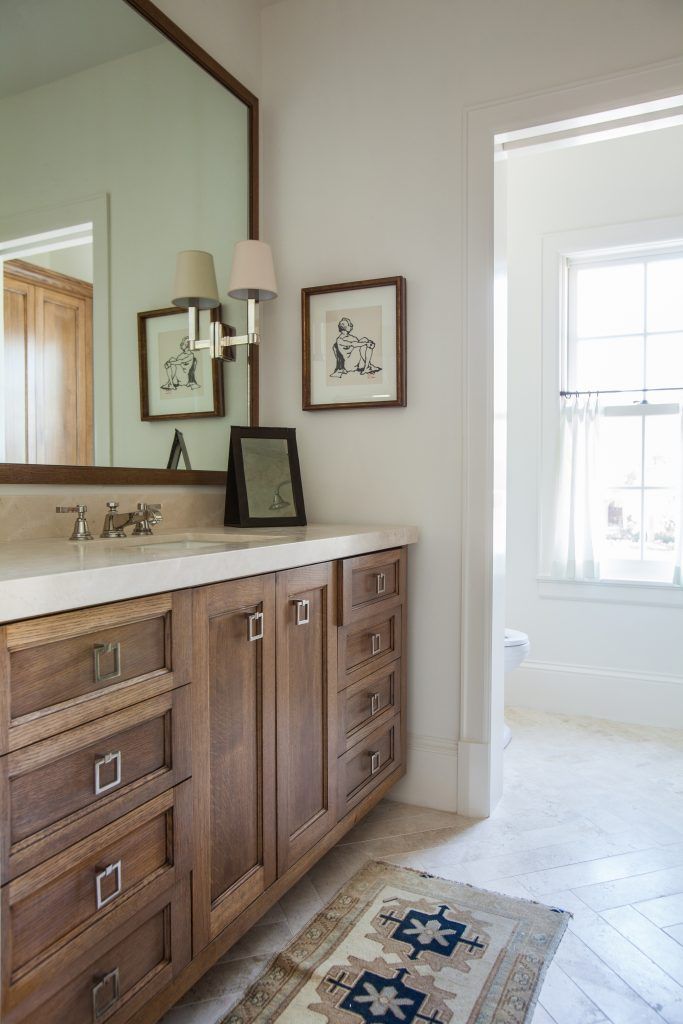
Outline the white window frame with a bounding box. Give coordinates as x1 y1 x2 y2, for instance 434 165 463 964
539 214 683 602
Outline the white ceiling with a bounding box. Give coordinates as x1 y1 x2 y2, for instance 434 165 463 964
0 0 160 99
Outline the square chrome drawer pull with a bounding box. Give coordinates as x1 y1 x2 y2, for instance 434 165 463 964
247 610 264 642
295 598 310 626
371 633 382 656
370 692 381 715
376 572 386 595
370 750 381 775
92 967 120 1020
93 641 122 683
95 860 123 910
94 750 122 795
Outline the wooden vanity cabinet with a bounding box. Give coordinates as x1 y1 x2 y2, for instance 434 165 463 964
0 546 408 1024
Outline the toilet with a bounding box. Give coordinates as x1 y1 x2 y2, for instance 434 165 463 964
503 628 530 747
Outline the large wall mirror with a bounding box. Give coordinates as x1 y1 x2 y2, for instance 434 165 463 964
0 0 258 484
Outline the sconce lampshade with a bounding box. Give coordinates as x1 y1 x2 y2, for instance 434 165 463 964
227 240 278 301
172 250 220 310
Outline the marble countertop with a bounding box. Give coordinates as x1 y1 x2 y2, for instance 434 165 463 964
0 524 418 623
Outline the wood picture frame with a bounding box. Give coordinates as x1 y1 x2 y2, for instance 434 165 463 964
224 427 307 528
302 276 406 411
138 306 229 421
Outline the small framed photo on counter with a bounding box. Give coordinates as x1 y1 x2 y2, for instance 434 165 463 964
225 426 307 527
302 276 406 411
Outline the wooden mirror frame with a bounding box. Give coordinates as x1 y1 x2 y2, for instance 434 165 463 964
0 0 258 486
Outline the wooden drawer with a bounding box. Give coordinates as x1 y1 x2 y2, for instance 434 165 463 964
338 715 402 816
339 548 405 624
0 687 191 882
338 661 401 754
0 591 191 754
3 878 191 1024
2 783 191 1012
338 606 402 690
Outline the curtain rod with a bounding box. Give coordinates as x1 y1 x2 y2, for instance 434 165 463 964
560 386 683 397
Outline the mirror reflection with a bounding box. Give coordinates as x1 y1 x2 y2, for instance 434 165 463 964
0 0 251 472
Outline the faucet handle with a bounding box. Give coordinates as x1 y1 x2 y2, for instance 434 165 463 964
56 504 93 541
106 501 119 511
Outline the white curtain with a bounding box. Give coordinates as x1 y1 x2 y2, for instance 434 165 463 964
674 402 683 586
551 394 602 581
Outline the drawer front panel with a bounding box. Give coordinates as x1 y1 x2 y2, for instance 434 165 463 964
15 881 190 1024
340 548 404 624
339 607 401 689
339 717 402 815
10 716 165 845
8 790 177 980
338 663 400 754
10 617 167 721
2 688 191 880
0 592 192 755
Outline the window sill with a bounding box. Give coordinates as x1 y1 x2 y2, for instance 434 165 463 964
537 576 683 607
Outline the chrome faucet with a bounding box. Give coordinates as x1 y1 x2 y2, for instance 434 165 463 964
100 501 163 539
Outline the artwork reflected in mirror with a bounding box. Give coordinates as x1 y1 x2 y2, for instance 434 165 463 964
0 0 252 473
225 427 307 528
138 307 226 420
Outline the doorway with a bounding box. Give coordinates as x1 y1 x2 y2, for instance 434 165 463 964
458 61 683 819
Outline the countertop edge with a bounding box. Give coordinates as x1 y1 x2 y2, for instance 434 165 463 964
0 525 418 623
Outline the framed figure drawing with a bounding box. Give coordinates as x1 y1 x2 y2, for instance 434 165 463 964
302 276 406 410
138 306 228 421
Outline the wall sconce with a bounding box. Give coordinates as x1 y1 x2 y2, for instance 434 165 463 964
171 241 277 360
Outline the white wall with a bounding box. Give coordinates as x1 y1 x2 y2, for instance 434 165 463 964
257 0 683 808
505 125 683 728
27 243 93 283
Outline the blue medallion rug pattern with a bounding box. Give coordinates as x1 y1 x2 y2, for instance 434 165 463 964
223 861 569 1024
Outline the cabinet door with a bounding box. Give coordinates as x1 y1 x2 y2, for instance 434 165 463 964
34 285 93 465
192 576 276 949
276 563 338 874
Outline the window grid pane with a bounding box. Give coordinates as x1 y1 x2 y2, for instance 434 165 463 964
566 248 683 582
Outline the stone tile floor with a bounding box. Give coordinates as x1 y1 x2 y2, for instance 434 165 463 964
160 707 683 1024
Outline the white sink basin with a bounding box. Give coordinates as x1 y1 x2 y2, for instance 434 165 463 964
96 531 294 558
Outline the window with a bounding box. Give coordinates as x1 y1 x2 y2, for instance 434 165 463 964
565 248 683 583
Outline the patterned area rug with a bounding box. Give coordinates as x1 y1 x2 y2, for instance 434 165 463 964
222 860 569 1023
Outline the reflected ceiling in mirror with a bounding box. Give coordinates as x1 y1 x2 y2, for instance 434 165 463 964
0 0 256 480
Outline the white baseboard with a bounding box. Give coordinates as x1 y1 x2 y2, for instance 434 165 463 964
387 732 459 812
506 659 683 728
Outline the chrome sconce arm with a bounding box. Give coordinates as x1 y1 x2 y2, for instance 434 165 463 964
172 243 277 362
185 296 260 359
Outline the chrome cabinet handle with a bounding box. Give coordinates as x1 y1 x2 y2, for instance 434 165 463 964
370 692 381 715
370 751 381 775
376 572 386 595
93 642 121 683
247 611 264 642
92 967 120 1020
94 751 122 795
371 633 382 656
295 599 310 626
95 860 123 910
